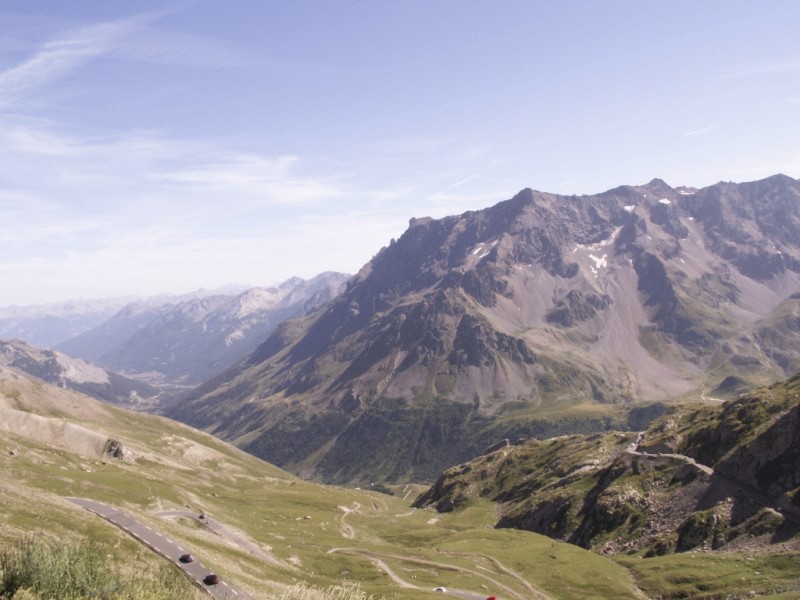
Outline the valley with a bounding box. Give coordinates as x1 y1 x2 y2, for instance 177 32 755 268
1 365 650 599
2 175 800 599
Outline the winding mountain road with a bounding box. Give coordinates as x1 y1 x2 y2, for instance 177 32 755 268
67 498 251 600
328 547 551 600
626 431 714 475
156 510 288 568
625 432 800 525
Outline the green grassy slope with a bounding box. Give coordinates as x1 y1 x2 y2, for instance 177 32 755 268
414 375 800 598
0 367 644 600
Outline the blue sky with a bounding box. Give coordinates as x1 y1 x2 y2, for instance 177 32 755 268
1 1 799 306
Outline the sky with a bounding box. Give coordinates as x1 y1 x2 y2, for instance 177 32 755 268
1 1 799 307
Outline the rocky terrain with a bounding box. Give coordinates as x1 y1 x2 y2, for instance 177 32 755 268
169 174 800 484
56 273 349 391
414 374 800 557
0 339 159 409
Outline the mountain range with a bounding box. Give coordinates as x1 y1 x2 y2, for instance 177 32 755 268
2 175 799 599
167 174 800 484
54 273 349 393
0 298 134 349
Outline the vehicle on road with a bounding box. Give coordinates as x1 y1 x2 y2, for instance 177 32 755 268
203 574 219 585
179 553 194 563
433 587 447 593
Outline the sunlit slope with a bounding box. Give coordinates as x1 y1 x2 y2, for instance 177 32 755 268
414 375 800 598
173 174 800 484
0 365 645 600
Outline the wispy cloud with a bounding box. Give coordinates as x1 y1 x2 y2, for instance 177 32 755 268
0 117 419 304
157 154 344 205
0 12 160 101
0 9 250 109
683 125 718 138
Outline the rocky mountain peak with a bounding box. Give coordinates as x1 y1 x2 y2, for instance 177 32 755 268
171 175 800 484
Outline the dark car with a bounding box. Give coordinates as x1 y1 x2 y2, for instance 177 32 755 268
179 553 194 563
203 574 219 585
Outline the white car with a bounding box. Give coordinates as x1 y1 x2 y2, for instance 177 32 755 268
433 587 447 593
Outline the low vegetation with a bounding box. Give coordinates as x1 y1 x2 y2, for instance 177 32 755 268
414 376 800 597
2 367 798 599
278 582 384 600
0 537 199 600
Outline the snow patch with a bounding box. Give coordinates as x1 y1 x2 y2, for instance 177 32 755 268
589 254 608 269
659 198 671 205
472 238 500 256
588 253 608 278
623 205 635 213
572 226 623 254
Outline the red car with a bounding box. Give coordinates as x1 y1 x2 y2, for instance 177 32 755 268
203 574 219 585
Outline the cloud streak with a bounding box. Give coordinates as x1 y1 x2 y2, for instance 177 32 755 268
683 125 718 138
0 9 250 110
0 12 160 101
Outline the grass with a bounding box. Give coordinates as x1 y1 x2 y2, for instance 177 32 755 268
277 582 386 600
2 371 798 600
0 537 201 600
618 551 800 599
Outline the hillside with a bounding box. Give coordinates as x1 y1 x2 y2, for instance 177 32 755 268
0 339 159 409
414 374 800 562
0 364 665 600
170 175 800 484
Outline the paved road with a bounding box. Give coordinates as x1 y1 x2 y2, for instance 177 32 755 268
626 432 714 475
156 510 287 568
67 498 251 600
625 433 800 525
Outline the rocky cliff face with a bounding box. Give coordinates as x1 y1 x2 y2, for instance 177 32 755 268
414 374 800 556
170 175 800 484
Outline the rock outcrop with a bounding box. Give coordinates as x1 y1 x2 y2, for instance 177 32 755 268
414 374 800 556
